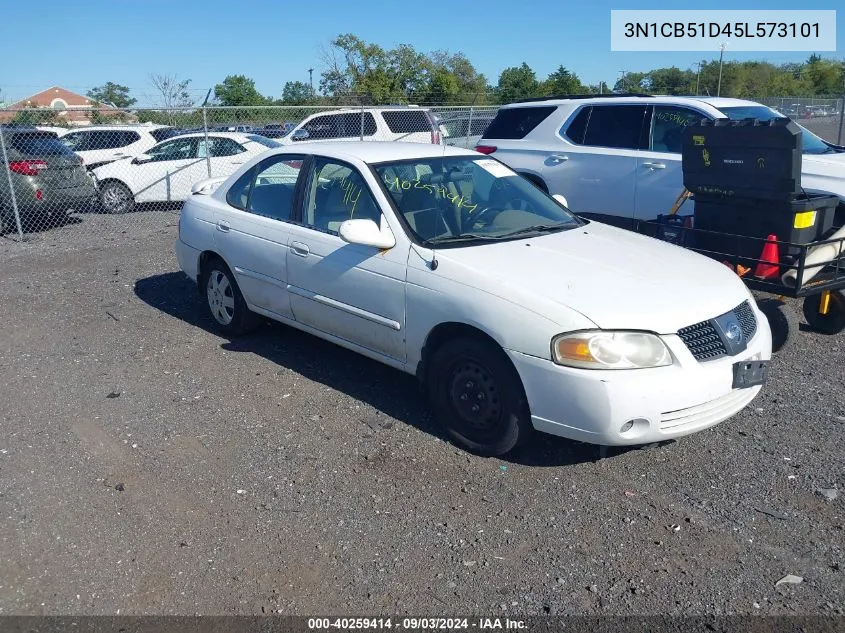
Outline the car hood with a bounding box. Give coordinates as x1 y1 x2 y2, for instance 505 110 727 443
435 221 751 334
802 151 845 178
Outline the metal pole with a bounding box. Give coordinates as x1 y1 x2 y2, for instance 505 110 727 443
717 44 726 97
0 125 25 241
202 89 212 178
360 103 364 141
837 69 845 145
465 105 475 149
695 61 702 95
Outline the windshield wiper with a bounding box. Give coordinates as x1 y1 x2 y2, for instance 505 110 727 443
424 234 506 245
498 223 572 238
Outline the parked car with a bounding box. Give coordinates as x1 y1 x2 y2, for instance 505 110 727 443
436 112 496 148
0 127 97 234
92 133 280 214
476 95 845 228
279 107 441 145
148 126 187 142
175 141 772 456
212 124 255 133
59 124 167 170
35 125 71 137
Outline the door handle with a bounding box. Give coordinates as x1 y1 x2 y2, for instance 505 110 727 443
290 241 310 257
643 162 666 169
548 154 569 164
216 220 230 232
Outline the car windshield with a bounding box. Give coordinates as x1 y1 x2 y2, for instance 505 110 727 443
374 155 582 245
245 134 282 148
719 105 836 154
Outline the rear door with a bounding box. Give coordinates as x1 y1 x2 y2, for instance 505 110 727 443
540 104 647 225
211 154 306 319
634 105 707 222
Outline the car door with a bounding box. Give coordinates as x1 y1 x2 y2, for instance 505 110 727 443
635 105 708 222
541 104 647 227
133 137 201 202
211 154 306 320
285 156 407 362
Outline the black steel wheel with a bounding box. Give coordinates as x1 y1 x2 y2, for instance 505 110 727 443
803 290 845 335
428 337 531 456
757 297 799 353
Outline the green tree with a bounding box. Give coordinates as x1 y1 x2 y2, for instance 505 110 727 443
214 75 269 106
541 66 584 96
86 82 136 108
644 67 695 95
281 80 315 105
496 63 539 103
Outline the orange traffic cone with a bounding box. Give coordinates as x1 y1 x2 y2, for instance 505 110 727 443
754 234 780 279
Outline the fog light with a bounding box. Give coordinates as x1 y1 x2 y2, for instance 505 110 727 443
620 418 650 437
620 420 635 433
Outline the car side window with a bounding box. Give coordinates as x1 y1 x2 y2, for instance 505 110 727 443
562 107 591 144
302 159 381 235
650 106 702 153
198 137 245 158
579 105 648 150
61 132 88 151
245 155 305 221
146 138 197 162
301 115 337 140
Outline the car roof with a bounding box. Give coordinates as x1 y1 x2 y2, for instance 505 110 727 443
68 125 165 132
161 131 257 142
266 141 476 163
500 94 765 111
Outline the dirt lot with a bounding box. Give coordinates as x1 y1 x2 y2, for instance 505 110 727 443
0 215 843 616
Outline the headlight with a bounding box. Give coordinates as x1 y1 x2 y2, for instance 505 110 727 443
551 331 673 370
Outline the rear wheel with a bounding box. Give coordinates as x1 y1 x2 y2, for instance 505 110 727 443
427 337 532 456
100 181 135 214
199 257 259 335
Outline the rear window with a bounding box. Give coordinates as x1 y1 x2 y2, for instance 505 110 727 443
481 106 556 139
150 128 177 142
10 132 77 156
382 110 432 133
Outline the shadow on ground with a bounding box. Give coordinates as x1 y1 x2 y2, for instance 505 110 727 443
134 271 643 467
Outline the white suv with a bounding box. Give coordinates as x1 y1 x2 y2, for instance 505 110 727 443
281 107 442 145
59 124 168 170
476 96 845 226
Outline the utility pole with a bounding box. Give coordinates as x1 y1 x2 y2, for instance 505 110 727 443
618 70 628 93
695 60 703 96
717 43 727 97
308 68 314 96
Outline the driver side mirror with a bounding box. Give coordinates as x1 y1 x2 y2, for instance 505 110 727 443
291 129 309 141
553 194 569 208
132 154 152 165
338 218 396 250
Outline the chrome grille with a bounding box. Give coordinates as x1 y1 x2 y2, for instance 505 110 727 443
734 300 758 342
677 320 727 361
677 300 757 362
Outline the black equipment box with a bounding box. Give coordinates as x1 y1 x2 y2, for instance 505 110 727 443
682 117 803 202
693 192 839 261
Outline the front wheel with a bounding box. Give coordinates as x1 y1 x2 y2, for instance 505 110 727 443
427 337 532 456
99 181 135 214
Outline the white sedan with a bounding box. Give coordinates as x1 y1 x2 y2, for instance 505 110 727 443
92 132 280 214
175 142 772 456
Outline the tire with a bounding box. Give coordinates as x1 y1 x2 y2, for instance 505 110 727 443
803 290 845 335
427 337 532 456
757 297 799 353
99 181 135 215
199 257 259 336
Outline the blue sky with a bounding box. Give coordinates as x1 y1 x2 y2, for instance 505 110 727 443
0 0 842 105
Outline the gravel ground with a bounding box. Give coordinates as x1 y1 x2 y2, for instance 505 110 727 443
0 214 843 617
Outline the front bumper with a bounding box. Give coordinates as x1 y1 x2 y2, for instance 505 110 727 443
508 302 773 446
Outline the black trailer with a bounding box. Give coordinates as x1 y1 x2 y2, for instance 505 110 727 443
632 116 845 352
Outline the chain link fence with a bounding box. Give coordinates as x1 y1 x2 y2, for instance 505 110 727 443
0 104 501 247
0 99 842 248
